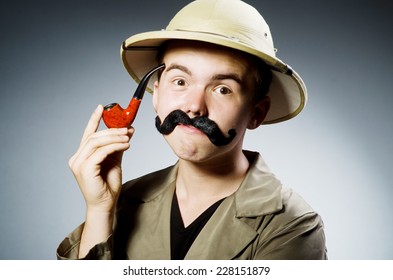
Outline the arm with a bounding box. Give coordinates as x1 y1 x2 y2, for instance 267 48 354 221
67 105 133 258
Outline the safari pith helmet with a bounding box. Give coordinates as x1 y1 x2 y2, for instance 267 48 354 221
121 0 307 124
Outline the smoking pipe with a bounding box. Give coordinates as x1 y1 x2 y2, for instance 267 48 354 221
102 64 165 128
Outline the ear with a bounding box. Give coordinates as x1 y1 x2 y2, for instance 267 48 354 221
152 80 159 113
247 96 271 130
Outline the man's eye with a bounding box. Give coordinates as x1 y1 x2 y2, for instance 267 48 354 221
214 86 232 95
172 78 186 86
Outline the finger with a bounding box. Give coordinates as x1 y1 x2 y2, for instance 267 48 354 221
80 104 104 145
71 133 131 169
89 127 135 168
70 127 133 168
86 142 131 169
86 127 130 141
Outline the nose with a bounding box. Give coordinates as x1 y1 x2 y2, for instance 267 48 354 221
186 86 208 117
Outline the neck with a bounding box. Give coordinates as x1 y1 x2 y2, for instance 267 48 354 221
176 149 250 201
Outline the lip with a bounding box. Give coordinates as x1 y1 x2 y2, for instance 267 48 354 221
177 123 205 135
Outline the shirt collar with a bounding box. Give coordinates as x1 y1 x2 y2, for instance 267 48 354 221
234 150 283 217
124 150 283 217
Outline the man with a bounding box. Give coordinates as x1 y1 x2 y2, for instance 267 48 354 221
57 0 327 259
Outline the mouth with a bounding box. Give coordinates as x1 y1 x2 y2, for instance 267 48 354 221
178 123 205 134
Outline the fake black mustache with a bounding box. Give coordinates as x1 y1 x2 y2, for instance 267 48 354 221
155 110 236 146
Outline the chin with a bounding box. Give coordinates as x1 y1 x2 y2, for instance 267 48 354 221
175 144 216 163
165 136 216 163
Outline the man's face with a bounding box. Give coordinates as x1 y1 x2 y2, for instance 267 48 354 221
153 41 268 163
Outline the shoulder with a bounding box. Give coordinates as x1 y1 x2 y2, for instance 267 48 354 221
243 150 320 222
253 187 327 259
266 186 323 232
268 187 326 254
280 187 315 218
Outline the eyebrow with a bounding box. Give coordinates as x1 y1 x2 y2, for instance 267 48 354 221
211 73 243 86
165 63 243 86
165 64 192 76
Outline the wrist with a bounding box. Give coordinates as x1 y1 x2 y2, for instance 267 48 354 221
85 207 115 228
79 208 115 258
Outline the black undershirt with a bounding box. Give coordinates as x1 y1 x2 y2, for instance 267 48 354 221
170 193 225 260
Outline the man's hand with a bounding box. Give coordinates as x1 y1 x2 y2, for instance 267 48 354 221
68 104 133 258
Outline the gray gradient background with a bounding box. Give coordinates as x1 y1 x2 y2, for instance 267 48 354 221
1 0 392 259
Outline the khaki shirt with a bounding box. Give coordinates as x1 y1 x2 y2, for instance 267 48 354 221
57 151 327 259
